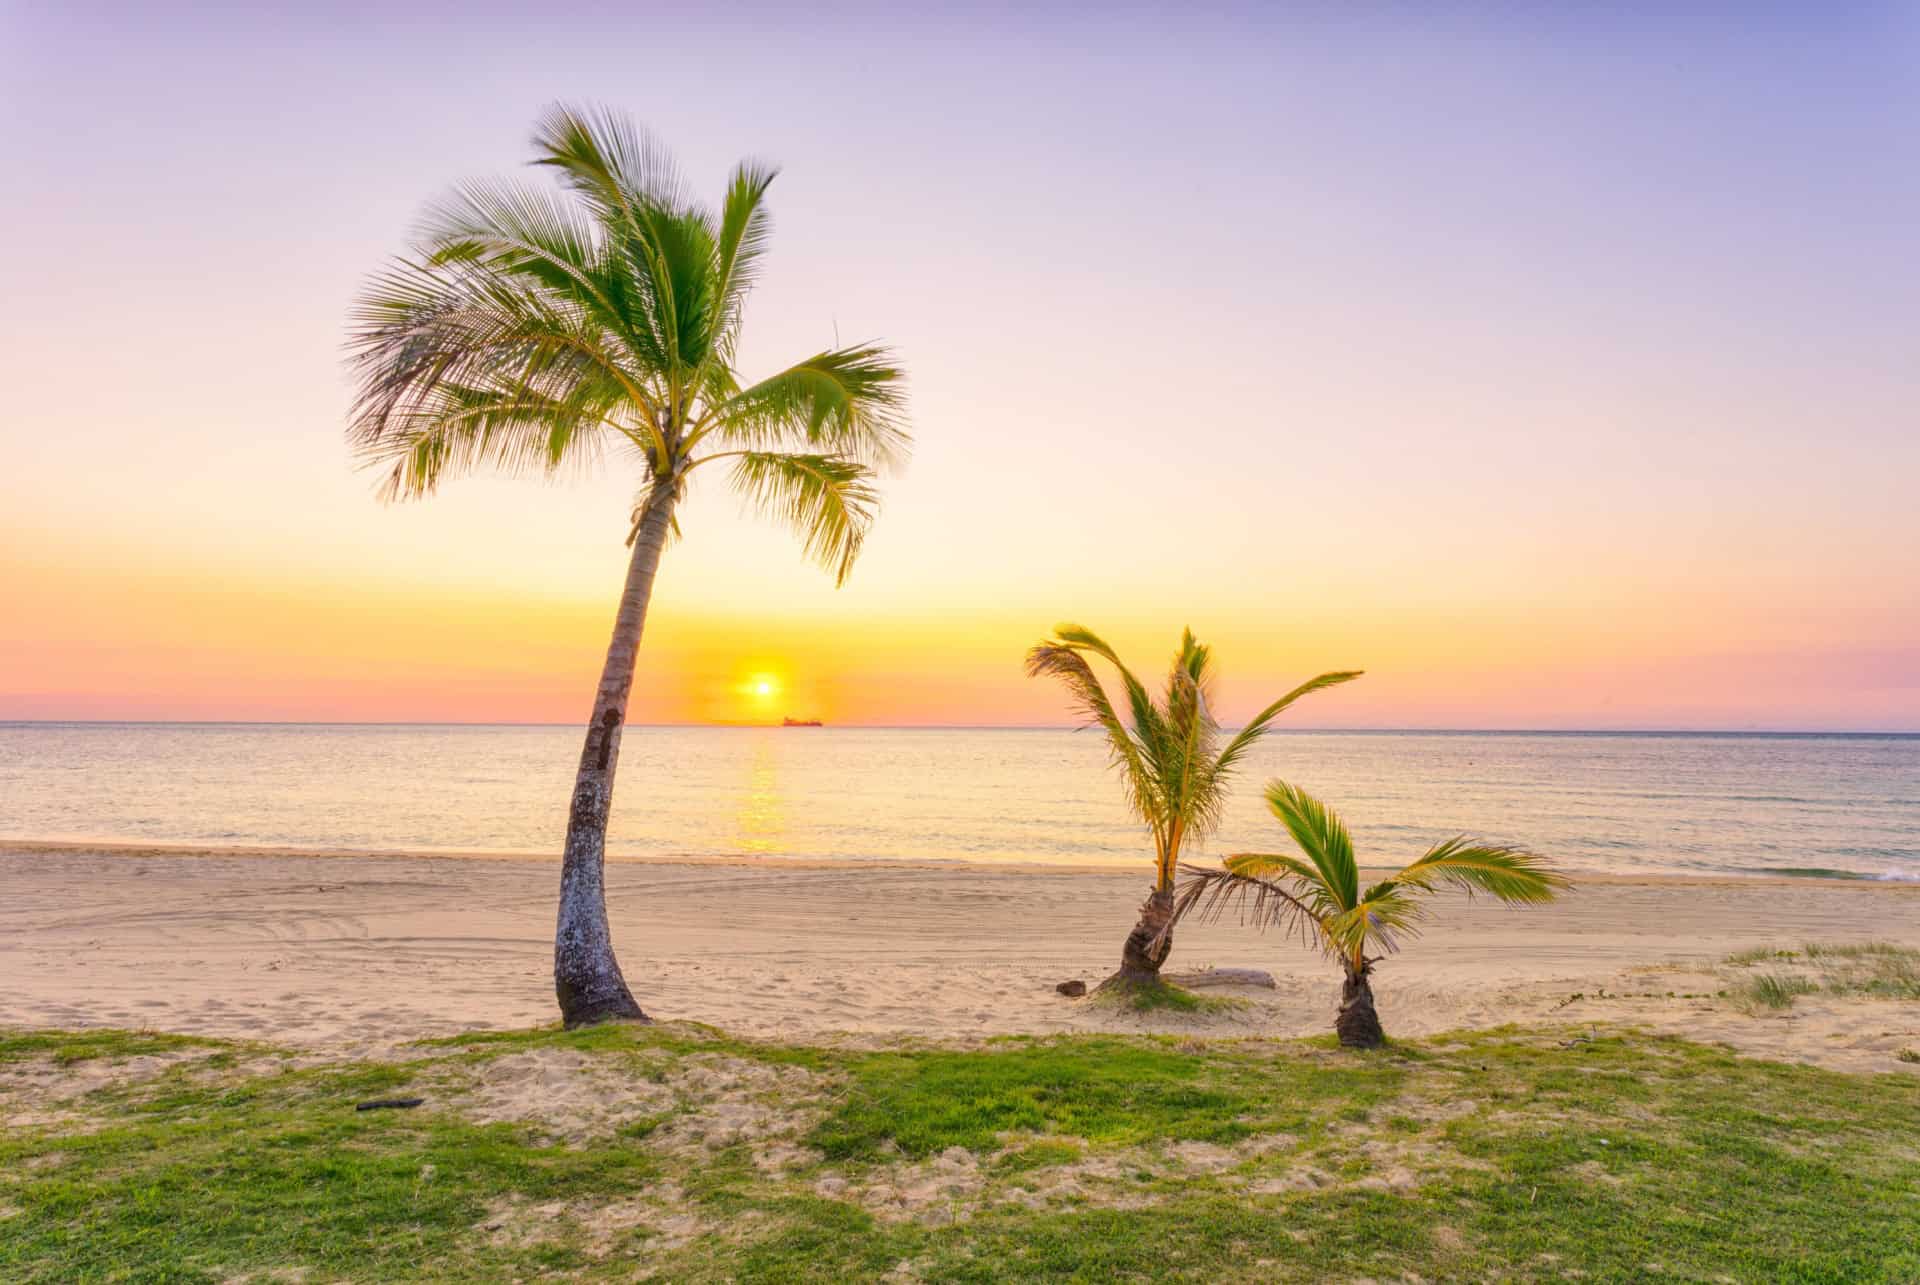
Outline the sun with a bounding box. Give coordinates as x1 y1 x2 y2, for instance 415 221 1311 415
738 671 783 703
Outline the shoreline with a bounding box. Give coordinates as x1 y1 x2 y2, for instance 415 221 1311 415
5 837 1917 889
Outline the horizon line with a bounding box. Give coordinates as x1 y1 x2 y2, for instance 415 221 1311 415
2 719 1916 737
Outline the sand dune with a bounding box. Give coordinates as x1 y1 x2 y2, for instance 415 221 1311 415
3 845 1916 1073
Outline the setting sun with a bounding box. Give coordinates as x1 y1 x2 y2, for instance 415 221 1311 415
737 671 784 708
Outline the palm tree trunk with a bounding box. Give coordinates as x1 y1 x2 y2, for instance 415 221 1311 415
554 481 677 1027
1110 887 1176 986
1335 959 1385 1048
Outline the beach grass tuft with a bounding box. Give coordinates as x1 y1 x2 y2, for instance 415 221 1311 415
1725 941 1920 1008
1724 946 1799 967
1735 972 1818 1012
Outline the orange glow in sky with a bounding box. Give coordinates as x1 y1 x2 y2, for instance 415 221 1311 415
4 8 1916 731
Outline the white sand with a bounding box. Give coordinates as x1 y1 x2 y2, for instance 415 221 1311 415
3 843 1916 1073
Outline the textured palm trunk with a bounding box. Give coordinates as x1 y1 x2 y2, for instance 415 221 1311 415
554 481 678 1027
1335 959 1385 1048
1109 887 1177 986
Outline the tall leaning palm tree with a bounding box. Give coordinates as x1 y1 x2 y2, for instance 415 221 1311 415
1171 781 1567 1047
346 105 908 1028
1025 625 1360 987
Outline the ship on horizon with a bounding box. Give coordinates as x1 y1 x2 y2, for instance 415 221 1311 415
781 716 824 728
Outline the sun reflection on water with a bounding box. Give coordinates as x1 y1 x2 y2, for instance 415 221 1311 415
733 734 786 854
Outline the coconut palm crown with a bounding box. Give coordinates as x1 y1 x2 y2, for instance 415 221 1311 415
345 104 908 1027
1026 625 1360 984
1172 780 1567 1045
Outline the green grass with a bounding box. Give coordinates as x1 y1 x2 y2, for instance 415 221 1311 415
0 1028 224 1065
1724 941 1920 1009
1735 971 1819 1012
2 1022 1917 1282
808 1036 1383 1160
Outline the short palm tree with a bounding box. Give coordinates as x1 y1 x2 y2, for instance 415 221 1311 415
1025 625 1360 987
346 105 908 1027
1171 781 1567 1046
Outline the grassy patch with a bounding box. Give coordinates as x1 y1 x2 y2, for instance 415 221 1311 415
815 1039 1258 1158
1724 941 1920 1007
416 1019 832 1069
1725 946 1799 967
2 1024 1917 1282
1801 942 1917 960
0 1028 225 1066
1090 980 1242 1015
1735 971 1818 1012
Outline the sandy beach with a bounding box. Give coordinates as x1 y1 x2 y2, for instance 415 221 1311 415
4 843 1916 1073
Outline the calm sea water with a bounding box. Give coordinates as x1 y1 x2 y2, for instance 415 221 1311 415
0 724 1915 880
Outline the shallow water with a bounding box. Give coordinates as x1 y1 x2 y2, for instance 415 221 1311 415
0 724 1915 880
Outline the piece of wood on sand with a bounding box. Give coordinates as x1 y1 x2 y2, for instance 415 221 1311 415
1162 968 1276 989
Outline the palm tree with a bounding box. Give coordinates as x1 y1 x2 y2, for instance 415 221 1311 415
1171 781 1567 1047
1025 625 1360 988
346 105 908 1028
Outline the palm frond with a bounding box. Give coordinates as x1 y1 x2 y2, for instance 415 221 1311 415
528 103 723 377
1223 850 1343 917
1262 780 1361 912
1161 631 1225 858
725 452 878 585
1323 885 1425 958
1169 862 1325 952
1046 625 1166 754
415 176 665 375
530 102 687 230
369 382 622 501
1392 838 1568 904
705 345 909 469
643 205 722 373
1024 638 1157 828
345 258 642 494
1211 670 1364 783
709 161 778 361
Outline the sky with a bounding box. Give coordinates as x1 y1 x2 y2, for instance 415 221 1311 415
2 2 1916 730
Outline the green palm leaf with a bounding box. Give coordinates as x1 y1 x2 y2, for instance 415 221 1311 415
705 346 910 468
727 452 879 586
1211 670 1364 781
1392 837 1569 903
1024 638 1158 831
1169 862 1324 951
1262 780 1360 911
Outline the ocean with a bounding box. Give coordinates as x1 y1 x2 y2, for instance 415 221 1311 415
0 723 1915 881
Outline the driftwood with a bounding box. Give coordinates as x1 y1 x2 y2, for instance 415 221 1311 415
1162 968 1277 990
355 1097 425 1112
